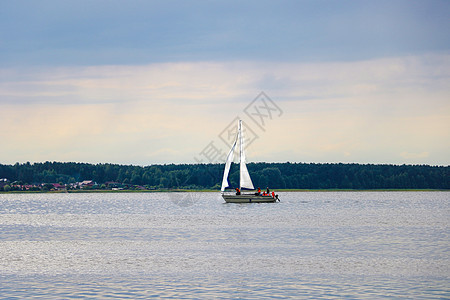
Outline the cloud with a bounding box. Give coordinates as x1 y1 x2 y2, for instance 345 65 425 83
1 1 449 66
1 1 449 166
2 54 449 104
0 54 449 165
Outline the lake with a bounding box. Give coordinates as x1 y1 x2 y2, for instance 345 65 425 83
0 191 448 299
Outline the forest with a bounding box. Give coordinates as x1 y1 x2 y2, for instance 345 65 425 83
0 161 448 190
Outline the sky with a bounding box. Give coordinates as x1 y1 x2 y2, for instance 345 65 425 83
1 0 449 166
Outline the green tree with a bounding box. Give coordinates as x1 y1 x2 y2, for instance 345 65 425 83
42 183 54 191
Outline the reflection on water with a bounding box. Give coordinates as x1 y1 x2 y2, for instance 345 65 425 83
0 192 448 298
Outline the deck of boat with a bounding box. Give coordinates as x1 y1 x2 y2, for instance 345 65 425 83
222 194 277 203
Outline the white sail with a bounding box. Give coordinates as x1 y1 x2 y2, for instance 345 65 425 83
239 120 254 190
220 125 238 191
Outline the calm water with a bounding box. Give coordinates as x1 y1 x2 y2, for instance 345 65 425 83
0 191 448 299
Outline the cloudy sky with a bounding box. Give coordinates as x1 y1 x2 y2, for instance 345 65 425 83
1 0 449 166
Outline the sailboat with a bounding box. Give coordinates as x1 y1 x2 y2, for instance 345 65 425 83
221 120 279 203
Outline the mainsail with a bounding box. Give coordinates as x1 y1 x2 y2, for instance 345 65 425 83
239 120 254 190
220 120 254 192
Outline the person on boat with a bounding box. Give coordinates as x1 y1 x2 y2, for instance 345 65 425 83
235 188 241 195
266 187 270 194
257 187 261 195
271 191 275 198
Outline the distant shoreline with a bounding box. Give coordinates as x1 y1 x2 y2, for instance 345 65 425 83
2 162 448 191
1 188 448 194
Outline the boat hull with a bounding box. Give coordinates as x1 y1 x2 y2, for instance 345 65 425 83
222 194 277 203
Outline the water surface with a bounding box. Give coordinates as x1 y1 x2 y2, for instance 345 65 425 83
0 191 448 298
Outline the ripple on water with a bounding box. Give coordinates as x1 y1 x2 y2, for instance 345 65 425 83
0 191 448 298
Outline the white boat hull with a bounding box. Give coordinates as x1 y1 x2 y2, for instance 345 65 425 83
222 194 277 203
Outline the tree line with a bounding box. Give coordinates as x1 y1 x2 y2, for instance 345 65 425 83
0 161 448 190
